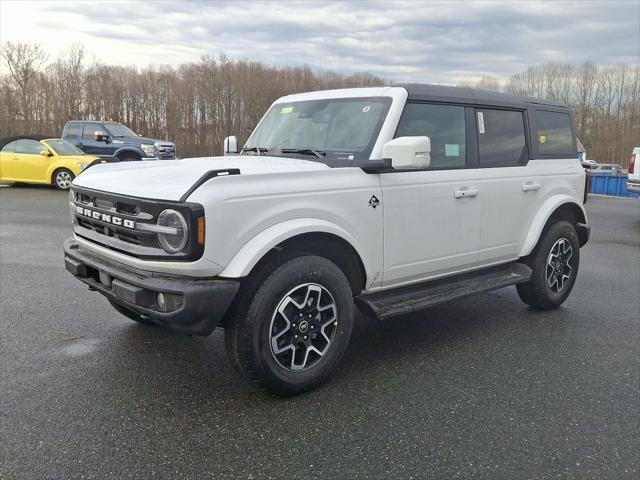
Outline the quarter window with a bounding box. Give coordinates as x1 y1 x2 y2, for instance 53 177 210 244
395 103 466 169
82 123 103 141
15 139 45 155
535 111 573 155
1 140 18 152
477 109 527 167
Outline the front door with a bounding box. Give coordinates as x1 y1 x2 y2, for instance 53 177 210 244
13 139 51 182
80 123 116 156
380 102 481 288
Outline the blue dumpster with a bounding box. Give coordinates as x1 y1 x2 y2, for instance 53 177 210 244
589 174 640 199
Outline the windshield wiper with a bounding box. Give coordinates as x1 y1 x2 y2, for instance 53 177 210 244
280 148 326 159
241 147 268 155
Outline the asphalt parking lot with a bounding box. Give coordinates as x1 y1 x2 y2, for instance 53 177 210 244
1 185 638 479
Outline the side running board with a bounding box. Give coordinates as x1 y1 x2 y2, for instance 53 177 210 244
356 262 532 321
180 169 241 202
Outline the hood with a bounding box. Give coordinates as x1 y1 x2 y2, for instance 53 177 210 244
113 136 173 146
73 155 329 201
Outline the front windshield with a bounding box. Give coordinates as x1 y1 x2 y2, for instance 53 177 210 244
104 123 137 138
46 139 84 156
244 97 391 165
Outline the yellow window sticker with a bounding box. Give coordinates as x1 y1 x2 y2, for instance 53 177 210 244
539 135 546 143
281 106 293 114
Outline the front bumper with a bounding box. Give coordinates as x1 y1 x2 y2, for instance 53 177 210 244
627 180 640 194
64 238 239 335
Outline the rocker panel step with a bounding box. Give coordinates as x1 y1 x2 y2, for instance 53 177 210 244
356 262 532 320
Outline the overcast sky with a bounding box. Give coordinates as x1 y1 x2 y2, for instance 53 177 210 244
1 0 638 83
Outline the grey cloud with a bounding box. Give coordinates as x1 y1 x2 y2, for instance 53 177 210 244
33 0 638 83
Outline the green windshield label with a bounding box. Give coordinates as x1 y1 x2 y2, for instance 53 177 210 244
280 106 293 114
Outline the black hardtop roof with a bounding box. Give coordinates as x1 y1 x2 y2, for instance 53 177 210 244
396 83 567 109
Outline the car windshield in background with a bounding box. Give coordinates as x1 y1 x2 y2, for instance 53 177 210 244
243 97 392 165
104 124 138 138
47 139 84 156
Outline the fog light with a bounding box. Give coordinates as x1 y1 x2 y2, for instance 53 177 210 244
157 292 166 311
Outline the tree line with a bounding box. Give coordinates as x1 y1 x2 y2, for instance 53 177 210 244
1 41 638 165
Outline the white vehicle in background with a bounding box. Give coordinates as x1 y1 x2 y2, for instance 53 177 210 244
627 147 640 194
63 84 590 395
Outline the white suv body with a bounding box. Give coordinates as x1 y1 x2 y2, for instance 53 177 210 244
627 147 640 193
64 85 590 395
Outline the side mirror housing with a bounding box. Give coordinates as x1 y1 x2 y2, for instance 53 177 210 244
94 131 109 142
383 136 431 170
40 150 52 157
224 135 238 154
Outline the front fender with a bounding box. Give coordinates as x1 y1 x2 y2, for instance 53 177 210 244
46 159 84 181
519 194 587 257
218 218 372 284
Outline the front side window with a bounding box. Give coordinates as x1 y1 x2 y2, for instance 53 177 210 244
82 123 103 141
244 97 392 165
46 139 84 156
15 139 45 155
536 110 574 155
395 103 466 169
104 123 137 138
477 109 527 168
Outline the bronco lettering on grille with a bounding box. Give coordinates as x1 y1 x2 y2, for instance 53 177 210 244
76 205 135 229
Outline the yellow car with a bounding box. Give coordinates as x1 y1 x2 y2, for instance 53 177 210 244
0 136 99 190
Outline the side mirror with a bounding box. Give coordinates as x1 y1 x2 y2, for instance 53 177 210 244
94 131 109 142
383 136 431 169
40 150 52 157
223 135 238 154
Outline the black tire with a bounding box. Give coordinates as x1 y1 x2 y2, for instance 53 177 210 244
225 253 354 396
52 168 74 190
118 154 140 162
517 220 580 310
108 299 157 326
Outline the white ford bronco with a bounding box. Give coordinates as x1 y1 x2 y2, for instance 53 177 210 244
64 84 590 395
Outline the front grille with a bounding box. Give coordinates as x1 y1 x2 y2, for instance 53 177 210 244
70 187 203 261
156 144 176 159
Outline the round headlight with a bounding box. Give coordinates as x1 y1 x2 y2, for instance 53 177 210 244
157 209 188 253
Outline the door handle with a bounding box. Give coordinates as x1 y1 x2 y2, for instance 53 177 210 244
454 188 479 199
522 182 541 192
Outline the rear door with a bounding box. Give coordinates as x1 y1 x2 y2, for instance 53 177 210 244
380 102 482 287
474 108 540 263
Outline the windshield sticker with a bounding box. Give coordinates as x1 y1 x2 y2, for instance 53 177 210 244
362 105 371 113
281 106 293 114
445 144 460 157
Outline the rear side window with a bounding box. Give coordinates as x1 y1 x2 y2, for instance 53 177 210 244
535 111 573 155
395 103 466 169
82 123 103 141
15 139 44 155
477 109 527 168
66 123 80 139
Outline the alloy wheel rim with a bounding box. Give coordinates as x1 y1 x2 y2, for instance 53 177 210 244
546 238 573 293
269 283 338 372
56 171 72 189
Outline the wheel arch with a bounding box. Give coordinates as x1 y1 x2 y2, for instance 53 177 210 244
218 219 370 295
114 147 142 160
520 195 588 257
48 163 77 184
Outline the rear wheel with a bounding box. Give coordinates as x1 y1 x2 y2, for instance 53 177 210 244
225 253 354 396
517 220 580 310
52 168 74 190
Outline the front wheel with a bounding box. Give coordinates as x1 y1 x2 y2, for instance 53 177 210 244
225 254 354 396
517 220 580 310
52 168 74 190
